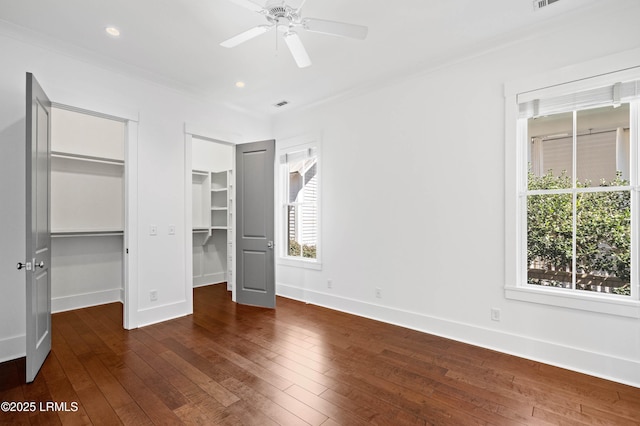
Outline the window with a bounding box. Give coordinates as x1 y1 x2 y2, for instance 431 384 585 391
525 106 631 296
505 61 640 317
278 139 321 268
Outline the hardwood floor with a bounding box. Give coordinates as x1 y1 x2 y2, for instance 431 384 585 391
1 284 639 425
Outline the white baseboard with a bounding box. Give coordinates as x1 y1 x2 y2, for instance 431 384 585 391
136 299 191 328
52 288 123 313
276 283 640 389
193 272 226 288
0 334 25 363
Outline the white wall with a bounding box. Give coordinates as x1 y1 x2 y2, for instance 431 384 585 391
51 236 124 312
273 2 640 387
192 137 233 172
0 25 271 361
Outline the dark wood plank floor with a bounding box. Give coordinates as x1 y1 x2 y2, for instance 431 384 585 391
1 284 639 425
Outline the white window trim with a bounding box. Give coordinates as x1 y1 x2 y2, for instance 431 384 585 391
277 135 322 270
504 48 640 318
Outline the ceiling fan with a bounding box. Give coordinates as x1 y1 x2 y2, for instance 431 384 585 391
220 0 368 68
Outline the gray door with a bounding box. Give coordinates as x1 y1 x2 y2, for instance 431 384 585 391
236 140 275 308
25 73 52 382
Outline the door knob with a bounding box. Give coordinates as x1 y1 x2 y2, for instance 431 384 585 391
35 261 45 269
267 241 274 249
17 261 32 271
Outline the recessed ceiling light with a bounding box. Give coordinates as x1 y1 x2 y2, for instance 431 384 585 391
235 81 246 88
105 26 121 37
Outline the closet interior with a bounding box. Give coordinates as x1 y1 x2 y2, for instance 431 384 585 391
50 107 126 313
192 137 234 290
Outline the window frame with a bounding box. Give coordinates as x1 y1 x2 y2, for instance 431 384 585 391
504 50 640 318
276 136 322 270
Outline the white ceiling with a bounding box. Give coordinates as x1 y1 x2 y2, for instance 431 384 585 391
0 0 603 115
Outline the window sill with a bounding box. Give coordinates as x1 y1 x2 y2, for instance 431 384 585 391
505 286 640 318
277 257 322 271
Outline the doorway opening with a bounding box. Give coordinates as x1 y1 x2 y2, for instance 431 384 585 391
189 136 235 299
50 106 130 325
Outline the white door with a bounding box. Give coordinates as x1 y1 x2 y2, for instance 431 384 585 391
24 72 52 382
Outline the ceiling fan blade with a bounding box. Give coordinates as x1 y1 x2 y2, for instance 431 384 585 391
294 0 309 12
303 18 368 40
225 0 264 13
220 25 273 48
283 31 311 68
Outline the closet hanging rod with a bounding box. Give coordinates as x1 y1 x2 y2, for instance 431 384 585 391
51 230 124 238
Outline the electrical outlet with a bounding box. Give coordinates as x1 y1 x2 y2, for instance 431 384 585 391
150 290 158 302
375 288 382 298
327 279 333 289
491 308 501 321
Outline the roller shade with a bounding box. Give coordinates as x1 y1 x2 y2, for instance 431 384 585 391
518 80 640 119
279 147 317 164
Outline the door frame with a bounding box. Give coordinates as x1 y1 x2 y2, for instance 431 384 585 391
49 101 139 329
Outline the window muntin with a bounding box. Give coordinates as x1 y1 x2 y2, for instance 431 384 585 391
524 104 632 297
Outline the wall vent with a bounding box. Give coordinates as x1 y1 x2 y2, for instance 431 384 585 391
274 100 289 108
533 0 560 10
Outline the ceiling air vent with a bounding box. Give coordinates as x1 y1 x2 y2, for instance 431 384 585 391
273 100 289 108
533 0 560 10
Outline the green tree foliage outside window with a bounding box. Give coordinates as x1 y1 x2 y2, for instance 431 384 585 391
527 170 631 295
288 239 317 258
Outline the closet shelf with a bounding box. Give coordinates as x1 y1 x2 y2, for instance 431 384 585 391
52 151 124 166
52 229 124 238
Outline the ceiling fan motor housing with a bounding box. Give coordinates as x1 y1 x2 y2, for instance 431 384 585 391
269 6 287 17
265 3 300 25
